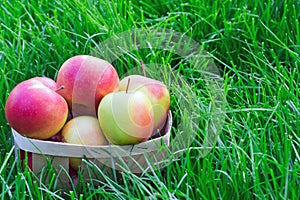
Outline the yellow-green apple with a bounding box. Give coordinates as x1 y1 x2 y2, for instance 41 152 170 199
98 90 154 145
56 55 119 117
61 116 108 170
118 75 170 134
5 77 68 139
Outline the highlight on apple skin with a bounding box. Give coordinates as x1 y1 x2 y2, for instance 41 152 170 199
98 90 154 145
61 116 108 170
31 76 58 90
118 75 170 133
5 77 69 139
56 55 119 117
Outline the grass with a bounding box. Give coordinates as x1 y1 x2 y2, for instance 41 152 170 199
0 0 299 199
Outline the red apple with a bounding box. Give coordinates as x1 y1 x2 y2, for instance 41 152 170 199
5 77 68 139
61 116 108 169
98 90 154 145
56 55 119 117
118 75 170 133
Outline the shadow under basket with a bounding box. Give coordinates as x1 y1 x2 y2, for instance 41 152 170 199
12 111 172 189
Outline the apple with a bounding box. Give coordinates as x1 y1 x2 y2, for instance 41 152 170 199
56 55 119 117
118 75 170 133
98 90 154 145
31 77 57 90
61 116 108 170
5 77 68 139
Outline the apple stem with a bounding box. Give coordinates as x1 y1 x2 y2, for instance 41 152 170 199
139 60 146 77
55 85 65 92
126 78 131 94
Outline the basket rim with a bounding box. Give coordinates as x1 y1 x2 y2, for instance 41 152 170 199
13 111 172 158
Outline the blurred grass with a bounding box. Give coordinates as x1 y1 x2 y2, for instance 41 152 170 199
0 0 299 199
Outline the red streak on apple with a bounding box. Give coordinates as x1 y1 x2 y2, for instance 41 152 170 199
131 99 153 127
145 82 166 99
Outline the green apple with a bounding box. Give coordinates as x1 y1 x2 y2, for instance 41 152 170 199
98 90 154 145
61 116 108 170
118 75 170 133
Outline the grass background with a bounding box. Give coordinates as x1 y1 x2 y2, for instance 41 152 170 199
0 0 299 199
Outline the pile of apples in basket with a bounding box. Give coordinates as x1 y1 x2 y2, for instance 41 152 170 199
5 55 170 170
